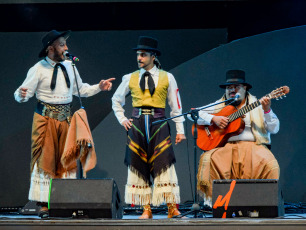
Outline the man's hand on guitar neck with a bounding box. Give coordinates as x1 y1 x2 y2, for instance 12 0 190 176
212 116 229 129
259 96 271 113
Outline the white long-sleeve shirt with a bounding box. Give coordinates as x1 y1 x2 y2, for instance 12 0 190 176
189 97 279 142
14 57 101 104
112 65 185 134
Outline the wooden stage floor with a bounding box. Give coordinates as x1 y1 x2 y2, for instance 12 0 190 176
0 213 305 230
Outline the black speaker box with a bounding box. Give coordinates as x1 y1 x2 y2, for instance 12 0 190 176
48 179 123 219
212 179 284 218
19 201 39 215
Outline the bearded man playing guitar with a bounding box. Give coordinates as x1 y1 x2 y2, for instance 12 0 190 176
194 70 288 206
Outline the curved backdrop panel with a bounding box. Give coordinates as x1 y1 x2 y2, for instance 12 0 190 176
92 25 306 204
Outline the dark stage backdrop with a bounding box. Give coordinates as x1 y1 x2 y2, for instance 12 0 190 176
1 26 305 208
0 29 227 207
92 26 306 205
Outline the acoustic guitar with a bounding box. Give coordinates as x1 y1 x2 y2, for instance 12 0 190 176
192 86 290 151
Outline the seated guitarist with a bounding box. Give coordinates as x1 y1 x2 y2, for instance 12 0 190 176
196 69 280 206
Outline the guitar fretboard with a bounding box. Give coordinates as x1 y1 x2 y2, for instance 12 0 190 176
228 100 261 122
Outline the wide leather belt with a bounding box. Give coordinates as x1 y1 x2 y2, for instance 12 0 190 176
35 100 71 122
132 107 165 118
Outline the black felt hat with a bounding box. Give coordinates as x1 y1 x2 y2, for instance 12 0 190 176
219 70 252 90
133 36 161 56
38 30 71 58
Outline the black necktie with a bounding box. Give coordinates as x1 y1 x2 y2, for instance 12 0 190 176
140 71 155 96
50 63 70 90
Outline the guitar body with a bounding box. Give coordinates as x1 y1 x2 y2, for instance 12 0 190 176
192 105 245 151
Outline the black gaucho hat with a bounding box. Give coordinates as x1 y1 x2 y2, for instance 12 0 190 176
38 30 71 58
133 36 161 56
219 70 252 90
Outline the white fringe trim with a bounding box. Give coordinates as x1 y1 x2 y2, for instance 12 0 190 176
125 165 181 206
202 194 212 208
152 183 180 206
28 163 76 203
28 164 51 202
125 184 152 205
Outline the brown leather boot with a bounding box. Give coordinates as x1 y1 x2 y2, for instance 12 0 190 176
37 202 49 219
139 205 153 219
167 203 181 218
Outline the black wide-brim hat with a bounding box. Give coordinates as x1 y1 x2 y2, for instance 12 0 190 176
219 69 252 90
38 30 71 58
133 36 161 56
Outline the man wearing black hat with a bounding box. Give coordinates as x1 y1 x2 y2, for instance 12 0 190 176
14 30 115 218
194 70 280 206
112 36 186 219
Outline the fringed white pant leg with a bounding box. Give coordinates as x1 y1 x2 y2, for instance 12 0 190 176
152 165 180 206
28 163 76 203
203 194 212 207
28 163 51 203
125 167 152 206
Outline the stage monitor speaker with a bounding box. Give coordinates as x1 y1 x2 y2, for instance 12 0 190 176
48 178 123 219
212 179 284 218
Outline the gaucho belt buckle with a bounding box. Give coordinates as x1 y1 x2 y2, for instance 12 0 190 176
42 107 48 116
142 109 152 115
57 111 67 122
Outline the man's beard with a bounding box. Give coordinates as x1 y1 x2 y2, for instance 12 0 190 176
231 100 242 107
225 93 244 107
225 98 242 107
138 61 146 67
225 88 246 107
53 49 65 62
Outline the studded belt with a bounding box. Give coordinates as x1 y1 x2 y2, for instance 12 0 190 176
132 107 165 118
35 100 71 123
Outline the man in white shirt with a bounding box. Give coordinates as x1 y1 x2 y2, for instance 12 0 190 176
14 30 115 218
112 36 186 219
194 70 280 206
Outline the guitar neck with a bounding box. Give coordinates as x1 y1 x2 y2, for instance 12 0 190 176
228 100 261 122
223 86 289 124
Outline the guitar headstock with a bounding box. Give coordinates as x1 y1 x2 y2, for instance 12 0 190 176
268 86 290 100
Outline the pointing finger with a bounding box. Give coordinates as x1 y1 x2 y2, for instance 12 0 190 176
105 78 116 82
